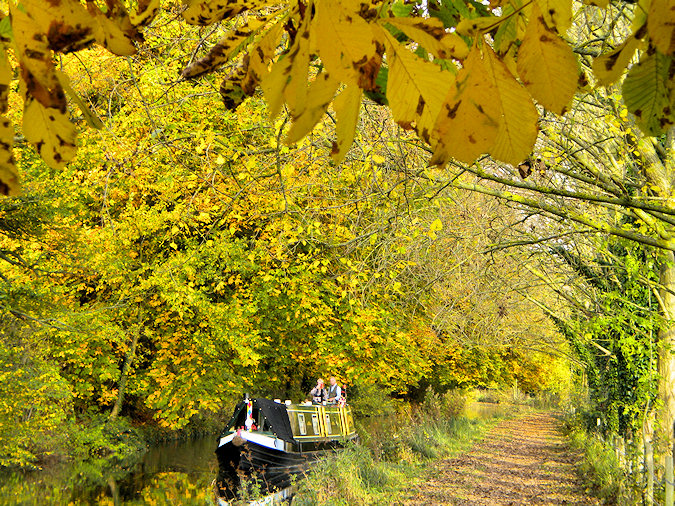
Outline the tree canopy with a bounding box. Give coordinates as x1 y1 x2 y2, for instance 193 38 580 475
0 0 673 196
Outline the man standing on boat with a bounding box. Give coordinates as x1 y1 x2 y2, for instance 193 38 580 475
310 378 328 404
326 376 342 405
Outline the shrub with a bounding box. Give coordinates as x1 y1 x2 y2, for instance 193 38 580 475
563 417 638 504
348 383 397 419
441 389 468 418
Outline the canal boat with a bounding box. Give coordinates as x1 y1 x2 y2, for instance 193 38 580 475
214 396 358 500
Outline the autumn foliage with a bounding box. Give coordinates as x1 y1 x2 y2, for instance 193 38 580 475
0 0 673 195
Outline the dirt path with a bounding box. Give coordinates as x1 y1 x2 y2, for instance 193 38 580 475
404 412 599 505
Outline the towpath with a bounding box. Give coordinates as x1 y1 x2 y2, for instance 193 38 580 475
404 411 599 505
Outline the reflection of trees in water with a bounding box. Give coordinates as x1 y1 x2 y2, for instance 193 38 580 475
107 476 119 506
136 472 216 503
0 435 219 504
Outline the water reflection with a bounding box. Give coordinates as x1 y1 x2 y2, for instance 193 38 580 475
465 401 512 419
0 435 220 505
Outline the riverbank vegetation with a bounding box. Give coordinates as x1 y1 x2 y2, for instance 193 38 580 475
0 0 674 503
565 422 627 504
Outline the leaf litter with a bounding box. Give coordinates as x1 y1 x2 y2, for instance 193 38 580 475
404 412 600 505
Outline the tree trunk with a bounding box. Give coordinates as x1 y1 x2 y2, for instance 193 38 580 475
643 127 675 457
659 253 675 456
109 324 140 421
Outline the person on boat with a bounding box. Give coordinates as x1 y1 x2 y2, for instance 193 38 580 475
326 376 342 405
310 378 327 404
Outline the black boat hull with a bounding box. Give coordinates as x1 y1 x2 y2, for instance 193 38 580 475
214 399 359 500
216 439 315 498
215 436 357 499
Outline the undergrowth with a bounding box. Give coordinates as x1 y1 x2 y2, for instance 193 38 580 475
563 417 638 505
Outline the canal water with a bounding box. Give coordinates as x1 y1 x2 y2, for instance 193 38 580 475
0 435 221 505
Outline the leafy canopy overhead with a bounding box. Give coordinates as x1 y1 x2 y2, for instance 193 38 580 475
0 0 673 196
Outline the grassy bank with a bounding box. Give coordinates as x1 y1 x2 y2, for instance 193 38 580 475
562 416 640 505
292 390 518 505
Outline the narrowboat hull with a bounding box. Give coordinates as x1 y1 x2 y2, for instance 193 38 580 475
215 433 317 495
215 398 358 500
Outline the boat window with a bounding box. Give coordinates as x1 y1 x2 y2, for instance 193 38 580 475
325 414 332 434
297 413 306 435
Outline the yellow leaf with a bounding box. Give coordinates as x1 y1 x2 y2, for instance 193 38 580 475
11 3 76 169
73 0 139 55
313 0 382 89
592 34 644 86
182 15 271 78
517 8 578 114
16 0 141 56
331 84 362 163
647 0 675 55
243 20 286 95
584 0 609 6
10 2 63 109
0 126 18 196
285 73 340 144
56 71 104 129
501 46 519 77
431 45 500 165
182 0 274 26
219 62 248 110
259 52 290 118
382 29 454 144
382 17 469 60
484 45 539 165
129 0 161 27
456 16 502 37
24 0 94 53
429 219 443 232
0 37 18 196
85 2 141 56
534 0 573 33
633 0 650 32
23 94 77 169
261 12 311 118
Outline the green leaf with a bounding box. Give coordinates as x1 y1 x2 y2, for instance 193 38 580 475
0 16 11 41
391 1 414 17
428 0 460 29
622 49 675 136
364 66 389 106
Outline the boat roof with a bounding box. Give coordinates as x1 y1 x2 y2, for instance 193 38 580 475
229 398 297 443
